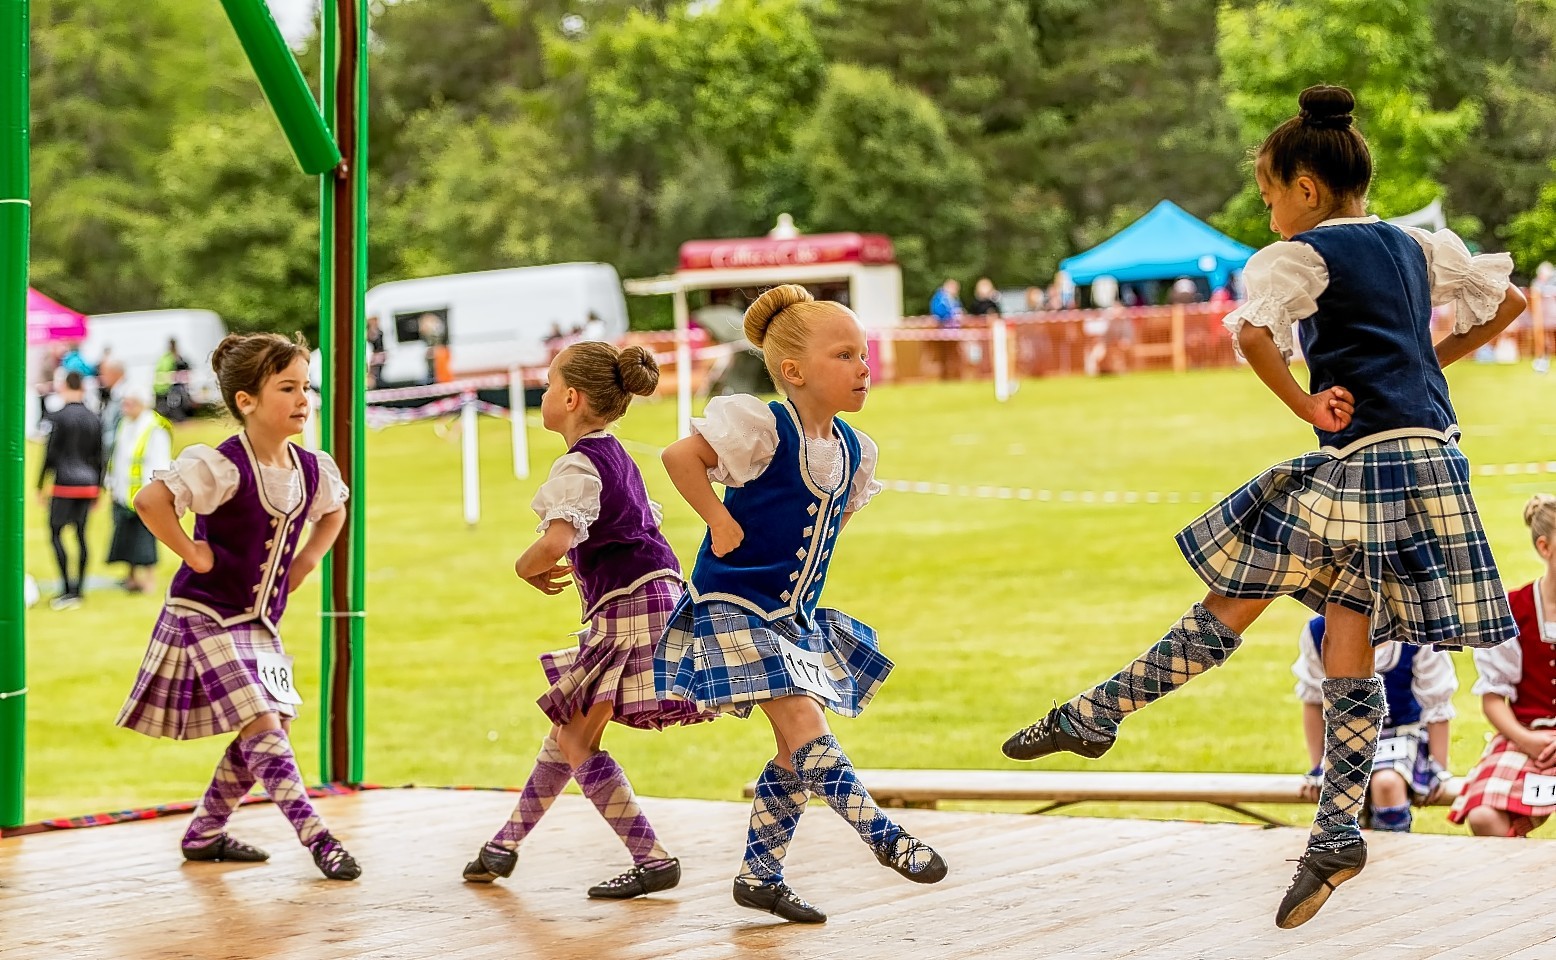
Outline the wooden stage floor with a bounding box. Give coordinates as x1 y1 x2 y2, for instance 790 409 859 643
4 788 1555 960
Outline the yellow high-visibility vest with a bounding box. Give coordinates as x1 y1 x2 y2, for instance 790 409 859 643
126 413 174 502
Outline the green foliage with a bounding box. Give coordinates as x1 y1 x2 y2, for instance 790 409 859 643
135 108 321 337
1506 164 1556 270
23 0 1556 329
794 65 986 306
1215 0 1481 246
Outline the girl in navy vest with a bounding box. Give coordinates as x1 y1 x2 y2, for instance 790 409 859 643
1451 495 1556 837
463 342 712 898
117 333 359 880
1294 615 1457 832
1001 85 1526 928
657 284 947 925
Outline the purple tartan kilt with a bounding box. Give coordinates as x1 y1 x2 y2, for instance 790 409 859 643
1175 436 1516 649
116 605 296 741
537 578 716 731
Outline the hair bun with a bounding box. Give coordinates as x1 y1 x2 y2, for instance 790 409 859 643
614 345 660 397
743 284 814 348
1525 493 1556 527
1299 84 1356 130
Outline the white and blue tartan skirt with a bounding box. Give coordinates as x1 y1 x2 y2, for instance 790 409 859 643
654 595 894 718
1176 436 1516 649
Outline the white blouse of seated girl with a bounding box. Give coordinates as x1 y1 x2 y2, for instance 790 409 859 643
155 445 348 522
1225 218 1514 361
531 396 884 548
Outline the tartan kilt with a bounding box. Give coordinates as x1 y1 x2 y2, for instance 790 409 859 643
1375 724 1438 800
654 595 894 719
1175 437 1516 649
537 577 716 731
116 605 296 741
1448 734 1556 827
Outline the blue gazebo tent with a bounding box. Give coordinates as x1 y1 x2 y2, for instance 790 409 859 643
1060 200 1255 292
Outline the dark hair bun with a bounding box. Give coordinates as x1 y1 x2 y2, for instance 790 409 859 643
1299 85 1355 130
614 345 660 397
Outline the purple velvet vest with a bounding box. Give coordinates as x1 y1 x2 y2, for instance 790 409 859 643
568 434 680 619
168 434 319 632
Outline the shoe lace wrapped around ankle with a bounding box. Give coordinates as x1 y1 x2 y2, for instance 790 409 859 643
1012 709 1058 749
886 833 938 873
313 838 354 873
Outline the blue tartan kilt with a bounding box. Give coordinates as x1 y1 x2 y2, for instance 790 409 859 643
1375 724 1440 801
1175 436 1516 649
654 595 894 719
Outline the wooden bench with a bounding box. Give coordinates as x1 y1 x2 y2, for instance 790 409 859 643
742 769 1465 828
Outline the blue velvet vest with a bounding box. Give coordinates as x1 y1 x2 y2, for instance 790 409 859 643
688 400 860 623
1294 221 1457 454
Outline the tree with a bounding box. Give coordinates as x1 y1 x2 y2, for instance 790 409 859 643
794 65 985 307
1432 0 1556 250
1215 0 1481 246
29 0 252 312
379 97 600 279
136 107 321 338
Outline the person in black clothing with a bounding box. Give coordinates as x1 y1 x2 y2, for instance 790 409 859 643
38 371 104 609
969 277 1003 317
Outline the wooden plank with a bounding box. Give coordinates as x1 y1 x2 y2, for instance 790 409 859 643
752 768 1464 807
2 788 1548 960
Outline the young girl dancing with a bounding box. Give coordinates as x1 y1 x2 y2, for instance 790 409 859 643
658 284 947 925
462 342 711 898
117 332 360 880
1001 85 1525 928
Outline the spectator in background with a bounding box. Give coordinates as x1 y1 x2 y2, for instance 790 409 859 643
1023 287 1046 313
366 315 386 389
97 359 126 449
1169 277 1202 305
106 388 171 594
59 340 96 379
929 278 965 380
38 371 103 610
155 339 192 421
582 311 607 341
969 277 1003 316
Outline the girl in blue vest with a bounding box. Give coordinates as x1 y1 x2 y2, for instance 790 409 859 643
657 284 947 924
463 342 712 899
1001 84 1526 929
1294 615 1457 831
118 332 359 880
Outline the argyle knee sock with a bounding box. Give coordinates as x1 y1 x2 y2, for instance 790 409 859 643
574 751 669 864
1062 603 1243 742
737 760 810 886
792 734 900 851
183 737 257 848
1310 677 1384 850
237 728 327 847
489 736 573 852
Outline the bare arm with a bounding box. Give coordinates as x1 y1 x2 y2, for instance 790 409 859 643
287 506 347 593
514 521 576 596
662 434 743 556
1435 285 1527 367
133 479 212 573
1482 693 1556 769
1426 720 1450 770
1236 324 1354 431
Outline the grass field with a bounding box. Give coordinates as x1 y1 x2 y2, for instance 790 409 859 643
18 363 1556 835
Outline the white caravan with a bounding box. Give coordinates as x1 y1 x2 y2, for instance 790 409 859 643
366 263 629 386
80 308 227 403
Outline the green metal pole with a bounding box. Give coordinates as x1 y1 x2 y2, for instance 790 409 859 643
0 0 28 831
348 0 368 784
217 0 339 174
317 0 338 783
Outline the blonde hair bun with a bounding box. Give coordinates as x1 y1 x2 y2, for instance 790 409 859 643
743 284 815 348
614 345 660 397
1524 493 1556 547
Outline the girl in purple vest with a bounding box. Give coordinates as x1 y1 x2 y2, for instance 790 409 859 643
462 342 711 898
657 285 947 925
1001 85 1526 928
117 332 359 880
